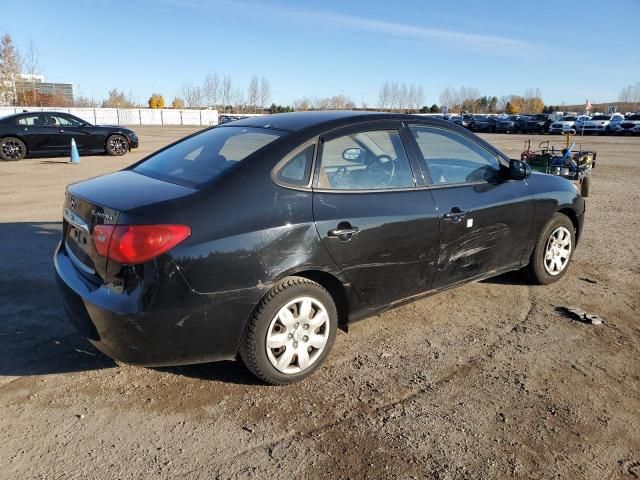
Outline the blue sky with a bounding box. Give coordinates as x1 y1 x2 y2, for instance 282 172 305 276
5 0 639 106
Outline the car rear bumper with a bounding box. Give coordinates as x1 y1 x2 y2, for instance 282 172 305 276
54 242 259 366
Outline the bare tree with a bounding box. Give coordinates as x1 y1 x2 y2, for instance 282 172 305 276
232 87 245 113
74 95 99 107
221 75 232 112
102 89 136 108
377 82 391 110
415 85 425 112
203 72 220 108
388 82 399 111
293 96 312 111
619 82 640 106
259 76 271 111
439 86 455 111
0 34 22 105
182 82 203 107
18 40 40 105
248 75 259 113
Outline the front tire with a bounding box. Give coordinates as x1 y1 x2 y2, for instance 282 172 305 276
525 213 576 285
240 277 338 385
105 134 129 156
0 137 27 161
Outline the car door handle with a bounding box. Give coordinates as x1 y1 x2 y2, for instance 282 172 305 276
59 129 65 133
328 226 359 240
443 209 469 223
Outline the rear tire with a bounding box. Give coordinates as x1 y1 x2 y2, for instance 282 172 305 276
105 134 129 156
240 277 338 385
525 213 576 285
0 137 26 161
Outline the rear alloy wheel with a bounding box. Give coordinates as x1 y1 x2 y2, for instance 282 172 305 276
0 137 26 161
106 134 129 156
240 277 337 384
525 213 575 285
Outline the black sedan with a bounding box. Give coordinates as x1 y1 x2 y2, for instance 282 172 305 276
0 111 138 161
467 115 498 133
55 111 585 384
514 114 551 134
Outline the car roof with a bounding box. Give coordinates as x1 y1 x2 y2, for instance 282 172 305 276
225 110 432 133
0 111 70 120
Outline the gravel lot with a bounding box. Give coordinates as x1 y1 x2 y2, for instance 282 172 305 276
1 126 638 479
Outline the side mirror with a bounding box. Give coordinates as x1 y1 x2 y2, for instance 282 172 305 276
510 159 531 180
342 147 364 163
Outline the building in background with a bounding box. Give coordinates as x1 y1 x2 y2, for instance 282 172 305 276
1 74 74 106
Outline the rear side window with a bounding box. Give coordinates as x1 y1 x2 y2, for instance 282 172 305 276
276 145 314 186
409 125 500 185
134 126 283 187
16 114 46 126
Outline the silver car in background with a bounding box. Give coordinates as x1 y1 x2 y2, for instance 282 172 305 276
548 115 577 134
612 113 640 134
580 113 624 134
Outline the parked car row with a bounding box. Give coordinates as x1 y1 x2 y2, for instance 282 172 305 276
429 112 640 135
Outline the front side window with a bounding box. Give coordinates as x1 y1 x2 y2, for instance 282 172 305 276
317 129 415 190
409 125 501 185
47 114 84 127
134 126 284 187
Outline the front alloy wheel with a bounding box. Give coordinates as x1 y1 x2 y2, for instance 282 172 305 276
525 213 576 285
106 134 128 156
543 227 572 276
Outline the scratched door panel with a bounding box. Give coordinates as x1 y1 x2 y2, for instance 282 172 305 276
313 189 440 308
430 180 533 289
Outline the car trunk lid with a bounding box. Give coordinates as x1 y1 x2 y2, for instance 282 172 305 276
62 191 120 282
63 170 196 281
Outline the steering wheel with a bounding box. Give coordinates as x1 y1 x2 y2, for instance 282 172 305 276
367 154 396 185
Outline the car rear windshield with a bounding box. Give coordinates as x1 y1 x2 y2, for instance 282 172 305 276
592 115 610 120
133 126 284 187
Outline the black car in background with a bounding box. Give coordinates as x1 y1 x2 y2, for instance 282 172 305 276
495 115 520 133
515 114 551 134
467 115 498 133
0 111 138 161
55 111 585 384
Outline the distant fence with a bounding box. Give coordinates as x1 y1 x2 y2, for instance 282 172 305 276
0 106 219 126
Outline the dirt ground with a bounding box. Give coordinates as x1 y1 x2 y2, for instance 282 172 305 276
0 126 638 479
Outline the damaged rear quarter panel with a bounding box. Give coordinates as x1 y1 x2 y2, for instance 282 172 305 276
167 161 343 297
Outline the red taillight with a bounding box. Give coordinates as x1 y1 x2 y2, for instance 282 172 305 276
93 224 191 264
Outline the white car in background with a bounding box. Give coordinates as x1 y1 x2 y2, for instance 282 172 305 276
580 113 624 134
548 115 578 134
574 115 591 131
614 113 640 135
